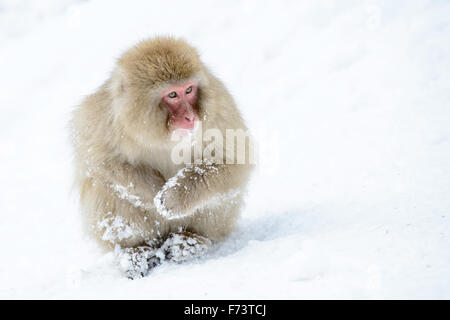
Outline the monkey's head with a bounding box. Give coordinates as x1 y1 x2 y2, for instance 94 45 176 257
109 37 211 148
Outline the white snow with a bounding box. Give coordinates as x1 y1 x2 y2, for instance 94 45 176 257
97 213 134 244
1 0 450 299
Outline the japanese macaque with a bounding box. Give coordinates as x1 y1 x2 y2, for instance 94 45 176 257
70 37 253 278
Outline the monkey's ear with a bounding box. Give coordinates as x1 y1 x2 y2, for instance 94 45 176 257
109 66 127 96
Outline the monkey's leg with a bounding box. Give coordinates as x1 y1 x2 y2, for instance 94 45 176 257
161 231 212 263
116 246 161 279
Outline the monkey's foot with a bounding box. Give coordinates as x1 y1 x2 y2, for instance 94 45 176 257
161 231 212 263
116 246 161 279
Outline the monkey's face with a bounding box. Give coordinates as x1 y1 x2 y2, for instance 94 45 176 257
111 37 211 149
160 81 198 131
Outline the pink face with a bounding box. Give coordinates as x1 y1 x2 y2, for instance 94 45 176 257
161 82 198 130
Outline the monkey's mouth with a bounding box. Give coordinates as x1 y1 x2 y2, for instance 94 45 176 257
168 114 198 131
170 120 200 139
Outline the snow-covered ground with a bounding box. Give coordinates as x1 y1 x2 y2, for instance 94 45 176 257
0 0 449 299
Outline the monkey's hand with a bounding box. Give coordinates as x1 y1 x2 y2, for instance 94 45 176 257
153 167 194 219
153 161 248 220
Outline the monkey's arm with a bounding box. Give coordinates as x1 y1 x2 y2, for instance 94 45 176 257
95 160 166 211
154 162 251 219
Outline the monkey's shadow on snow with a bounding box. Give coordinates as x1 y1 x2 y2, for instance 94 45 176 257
79 210 317 280
86 210 315 277
203 210 315 261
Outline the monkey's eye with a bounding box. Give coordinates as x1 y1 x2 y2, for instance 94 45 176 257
185 86 193 94
168 91 177 98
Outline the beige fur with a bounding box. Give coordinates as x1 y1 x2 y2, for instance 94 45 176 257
70 37 252 274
